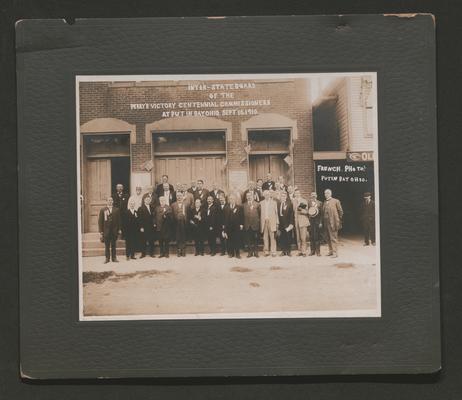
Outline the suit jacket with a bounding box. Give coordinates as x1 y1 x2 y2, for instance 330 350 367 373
204 204 219 231
243 201 260 231
322 197 344 231
224 204 244 234
293 197 310 228
278 201 294 230
307 199 322 225
98 206 121 239
242 189 262 203
259 199 279 232
262 180 276 191
171 201 188 222
141 192 160 208
137 204 155 238
188 206 206 238
194 189 210 205
123 208 139 238
158 188 176 205
360 199 375 222
154 204 173 238
155 183 174 198
113 191 129 211
210 189 225 202
216 203 227 233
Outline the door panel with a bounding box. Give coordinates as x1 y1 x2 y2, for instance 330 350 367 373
249 155 290 184
84 158 111 232
155 155 225 190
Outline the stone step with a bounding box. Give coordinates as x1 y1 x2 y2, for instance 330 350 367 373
82 240 125 249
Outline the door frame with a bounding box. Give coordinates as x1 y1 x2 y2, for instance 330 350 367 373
81 131 132 233
245 127 295 186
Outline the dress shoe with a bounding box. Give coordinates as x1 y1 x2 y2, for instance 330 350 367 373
112 259 119 263
140 254 146 259
104 259 110 264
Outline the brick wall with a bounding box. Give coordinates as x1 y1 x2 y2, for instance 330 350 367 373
79 78 314 197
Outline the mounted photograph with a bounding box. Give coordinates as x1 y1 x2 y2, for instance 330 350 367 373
77 72 380 320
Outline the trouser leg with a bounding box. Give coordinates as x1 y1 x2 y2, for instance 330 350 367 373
104 238 110 261
263 221 269 253
110 237 117 261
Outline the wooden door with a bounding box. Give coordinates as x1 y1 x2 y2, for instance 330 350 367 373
249 154 290 184
84 158 111 232
155 155 226 190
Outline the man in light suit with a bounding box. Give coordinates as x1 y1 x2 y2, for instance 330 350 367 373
260 190 279 257
322 189 344 258
293 189 310 257
98 197 122 264
243 191 261 257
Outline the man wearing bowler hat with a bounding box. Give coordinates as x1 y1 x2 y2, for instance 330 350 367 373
360 192 376 246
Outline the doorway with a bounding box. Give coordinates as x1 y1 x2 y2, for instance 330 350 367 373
82 133 130 232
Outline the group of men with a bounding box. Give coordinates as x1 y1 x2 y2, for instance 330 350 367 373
97 173 374 263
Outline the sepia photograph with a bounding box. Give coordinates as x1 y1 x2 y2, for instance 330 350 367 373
77 73 380 320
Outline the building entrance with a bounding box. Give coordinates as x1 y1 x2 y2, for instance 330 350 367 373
82 134 130 232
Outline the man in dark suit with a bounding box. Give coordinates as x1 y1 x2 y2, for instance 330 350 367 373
194 179 209 206
154 196 173 258
242 181 262 203
360 192 376 246
243 191 261 257
262 172 276 191
204 195 219 256
277 191 294 256
123 198 139 260
224 194 244 258
138 195 156 258
209 182 225 205
142 187 159 208
189 198 206 256
113 183 129 212
171 191 188 257
308 192 323 256
98 197 122 264
155 175 174 198
216 193 228 256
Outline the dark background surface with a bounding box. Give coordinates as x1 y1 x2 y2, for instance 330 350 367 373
1 1 460 399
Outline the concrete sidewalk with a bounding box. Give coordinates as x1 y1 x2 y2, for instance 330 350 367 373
82 238 379 318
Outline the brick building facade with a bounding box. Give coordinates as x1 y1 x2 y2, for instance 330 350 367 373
79 78 314 233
